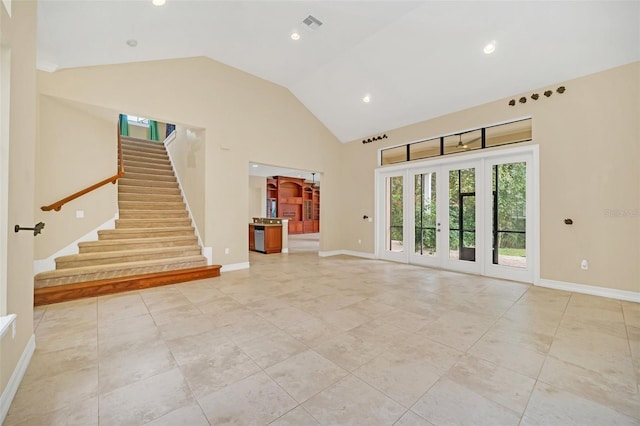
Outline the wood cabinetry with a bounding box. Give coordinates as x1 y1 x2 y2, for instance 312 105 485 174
266 176 319 234
249 224 282 254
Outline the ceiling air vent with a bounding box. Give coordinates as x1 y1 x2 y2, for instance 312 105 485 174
302 15 323 30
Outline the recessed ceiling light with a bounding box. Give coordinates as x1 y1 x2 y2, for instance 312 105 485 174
483 41 496 54
290 32 301 41
126 39 138 47
152 0 166 6
251 164 259 168
362 95 371 103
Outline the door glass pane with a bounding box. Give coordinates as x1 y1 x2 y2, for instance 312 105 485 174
414 172 437 256
492 162 526 267
449 168 476 261
386 176 404 252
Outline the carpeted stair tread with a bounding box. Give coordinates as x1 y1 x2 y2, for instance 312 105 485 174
124 165 176 176
121 136 165 145
118 193 184 203
79 235 198 253
117 178 179 189
122 144 168 156
55 245 202 269
123 159 173 170
118 200 186 210
120 136 166 151
121 139 166 149
98 226 195 239
122 172 177 182
123 147 169 158
119 185 181 196
122 154 171 166
115 217 192 228
35 256 208 289
118 209 189 219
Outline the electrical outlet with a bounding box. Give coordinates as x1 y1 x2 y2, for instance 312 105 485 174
358 239 362 245
224 248 230 254
76 210 84 219
580 259 588 270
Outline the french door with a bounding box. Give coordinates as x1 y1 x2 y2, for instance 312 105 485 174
376 146 536 283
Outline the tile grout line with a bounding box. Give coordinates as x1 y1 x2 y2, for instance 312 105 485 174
516 291 573 424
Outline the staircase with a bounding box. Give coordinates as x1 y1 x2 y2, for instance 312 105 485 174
34 136 221 305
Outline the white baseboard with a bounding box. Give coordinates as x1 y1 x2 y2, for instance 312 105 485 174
319 250 376 259
202 246 213 265
281 248 289 254
536 278 640 303
221 262 250 272
0 334 35 424
33 215 117 275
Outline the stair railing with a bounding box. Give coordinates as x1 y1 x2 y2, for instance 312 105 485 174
41 124 125 212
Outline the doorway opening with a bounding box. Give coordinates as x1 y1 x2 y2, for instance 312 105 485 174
248 162 321 254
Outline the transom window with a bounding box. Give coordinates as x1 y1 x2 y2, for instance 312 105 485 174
381 118 532 166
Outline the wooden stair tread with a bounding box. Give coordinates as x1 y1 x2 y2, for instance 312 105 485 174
34 265 221 306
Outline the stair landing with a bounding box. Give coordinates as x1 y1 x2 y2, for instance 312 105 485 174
34 265 221 306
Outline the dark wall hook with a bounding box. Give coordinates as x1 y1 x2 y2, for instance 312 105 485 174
15 222 45 236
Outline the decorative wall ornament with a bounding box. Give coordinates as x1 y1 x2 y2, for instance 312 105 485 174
362 134 388 144
508 86 566 106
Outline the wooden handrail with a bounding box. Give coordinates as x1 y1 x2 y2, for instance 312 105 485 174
41 124 125 212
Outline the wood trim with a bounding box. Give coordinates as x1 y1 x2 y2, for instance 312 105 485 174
41 124 125 212
34 265 221 306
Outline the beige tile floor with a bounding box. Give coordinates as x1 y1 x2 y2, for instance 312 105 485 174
6 252 640 425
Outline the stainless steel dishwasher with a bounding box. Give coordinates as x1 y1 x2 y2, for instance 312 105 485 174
254 225 265 253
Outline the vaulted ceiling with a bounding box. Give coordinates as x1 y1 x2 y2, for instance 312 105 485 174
37 1 640 143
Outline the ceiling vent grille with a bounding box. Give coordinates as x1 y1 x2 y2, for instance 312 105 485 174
302 15 323 30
